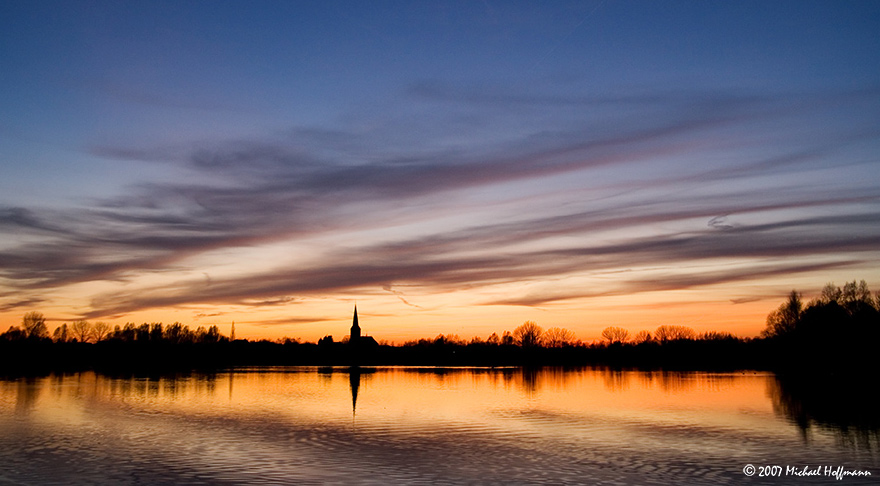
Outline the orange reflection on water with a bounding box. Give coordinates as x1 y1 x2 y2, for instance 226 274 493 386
3 366 876 486
0 368 780 426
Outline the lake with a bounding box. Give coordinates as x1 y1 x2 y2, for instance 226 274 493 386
1 367 877 485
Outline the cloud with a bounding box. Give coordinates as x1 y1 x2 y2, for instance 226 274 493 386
2 84 879 319
489 260 858 307
246 316 335 327
0 297 45 313
730 297 762 305
76 203 880 318
383 284 422 309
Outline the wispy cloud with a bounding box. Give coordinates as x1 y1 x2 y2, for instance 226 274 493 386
1 84 878 318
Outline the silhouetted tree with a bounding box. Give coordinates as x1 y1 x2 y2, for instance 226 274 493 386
432 334 464 346
486 332 501 345
318 335 334 347
53 324 71 342
150 323 164 342
135 323 151 342
501 331 515 346
654 325 695 342
165 322 185 344
92 321 111 342
70 320 91 342
21 311 49 340
654 326 671 342
701 331 736 341
632 330 652 344
798 300 847 340
543 327 576 348
820 282 842 304
674 326 696 340
601 326 629 345
513 321 543 347
120 323 136 341
203 325 221 343
762 290 803 339
841 280 874 314
189 326 204 342
1 326 25 341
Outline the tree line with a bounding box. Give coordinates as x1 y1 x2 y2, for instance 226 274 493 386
394 321 734 349
2 279 878 371
2 314 227 345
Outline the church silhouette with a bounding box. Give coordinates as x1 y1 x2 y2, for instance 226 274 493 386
349 305 378 348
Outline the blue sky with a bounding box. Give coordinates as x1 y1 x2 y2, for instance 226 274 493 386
1 1 879 340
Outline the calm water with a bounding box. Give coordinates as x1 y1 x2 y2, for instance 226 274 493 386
1 368 877 485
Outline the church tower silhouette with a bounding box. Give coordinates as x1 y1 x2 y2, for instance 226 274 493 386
348 305 377 348
350 305 361 342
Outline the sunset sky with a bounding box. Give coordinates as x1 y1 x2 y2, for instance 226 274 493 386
2 1 879 342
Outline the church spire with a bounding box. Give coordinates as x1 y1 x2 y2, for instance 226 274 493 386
350 305 361 342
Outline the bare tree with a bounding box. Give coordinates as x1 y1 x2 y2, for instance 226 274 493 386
701 331 736 341
22 312 49 339
1 326 25 341
761 290 802 338
165 322 185 344
53 324 70 343
654 325 696 342
92 321 111 342
193 326 207 343
601 326 629 344
486 332 501 345
70 320 92 342
841 280 874 314
820 283 842 304
150 323 164 342
543 327 576 348
501 331 515 345
203 325 221 343
632 330 652 344
513 321 543 347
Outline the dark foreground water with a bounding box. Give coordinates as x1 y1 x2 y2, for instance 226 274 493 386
0 368 877 485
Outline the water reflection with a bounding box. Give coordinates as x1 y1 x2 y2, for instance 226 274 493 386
769 374 880 450
602 368 630 391
14 376 41 414
1 368 877 485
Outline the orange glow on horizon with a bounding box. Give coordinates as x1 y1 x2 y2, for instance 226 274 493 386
5 273 876 343
0 290 777 343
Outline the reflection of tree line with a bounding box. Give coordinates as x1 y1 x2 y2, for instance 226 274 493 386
769 374 880 450
5 368 726 407
597 368 745 393
6 368 876 448
4 371 221 414
1 280 878 372
334 366 745 397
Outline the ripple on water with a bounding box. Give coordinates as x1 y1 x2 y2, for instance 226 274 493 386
2 370 878 485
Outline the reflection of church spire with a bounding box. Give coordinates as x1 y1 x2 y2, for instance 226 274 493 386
349 368 361 417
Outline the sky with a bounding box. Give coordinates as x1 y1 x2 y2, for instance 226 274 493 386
1 1 879 342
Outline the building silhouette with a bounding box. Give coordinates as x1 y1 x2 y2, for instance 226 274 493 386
350 305 361 341
349 305 378 347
